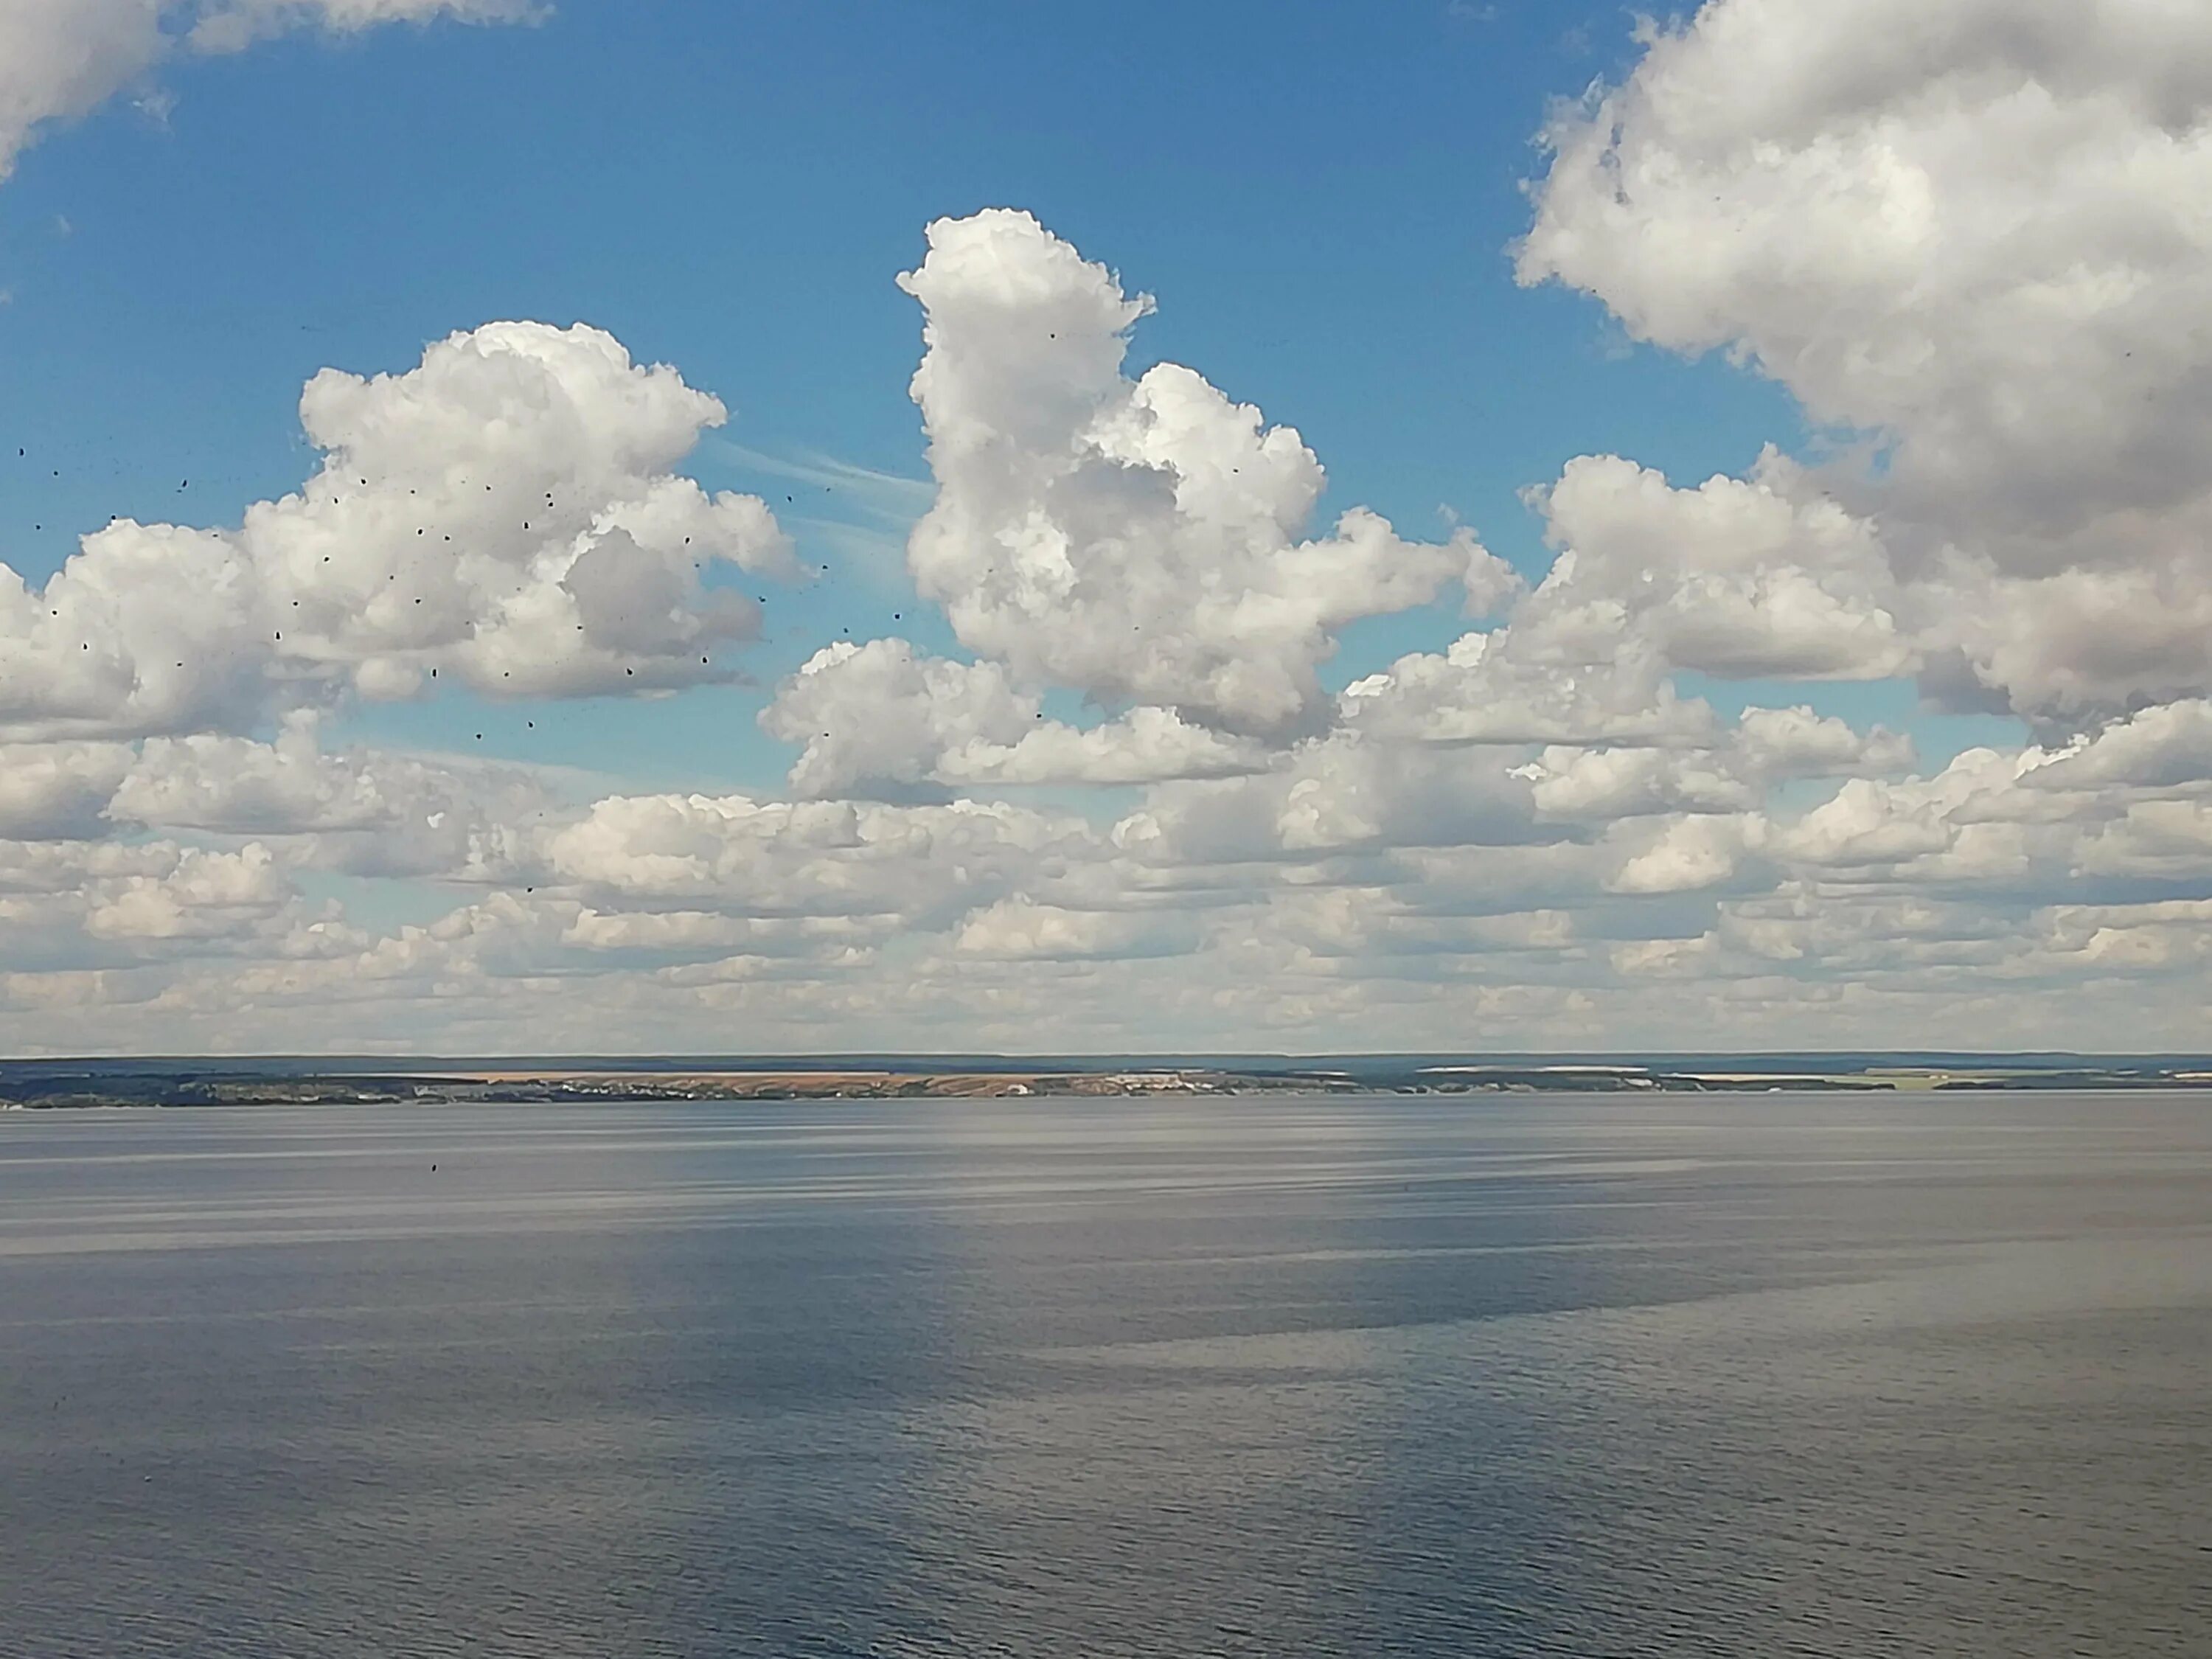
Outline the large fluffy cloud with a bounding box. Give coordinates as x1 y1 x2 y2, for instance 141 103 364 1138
897 209 1519 740
1520 0 2212 723
249 321 792 701
1 321 790 740
1520 451 1911 682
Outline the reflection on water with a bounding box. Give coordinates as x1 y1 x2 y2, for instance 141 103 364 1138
1 1093 2207 1656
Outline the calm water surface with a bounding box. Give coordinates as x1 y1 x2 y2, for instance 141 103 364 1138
1 1092 2207 1657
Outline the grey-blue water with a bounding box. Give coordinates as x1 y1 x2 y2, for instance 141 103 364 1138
1 1093 2207 1658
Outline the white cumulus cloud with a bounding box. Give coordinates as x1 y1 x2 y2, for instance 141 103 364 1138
0 322 790 740
898 209 1518 740
1520 0 2212 725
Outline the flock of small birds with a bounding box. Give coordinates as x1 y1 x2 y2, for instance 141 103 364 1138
10 445 919 765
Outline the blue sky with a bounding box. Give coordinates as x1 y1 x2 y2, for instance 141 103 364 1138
0 0 1852 792
3 0 2196 1056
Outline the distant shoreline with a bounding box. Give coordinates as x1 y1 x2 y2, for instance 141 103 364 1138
6 1056 2211 1109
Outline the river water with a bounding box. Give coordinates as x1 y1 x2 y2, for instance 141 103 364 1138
2 1092 2205 1656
